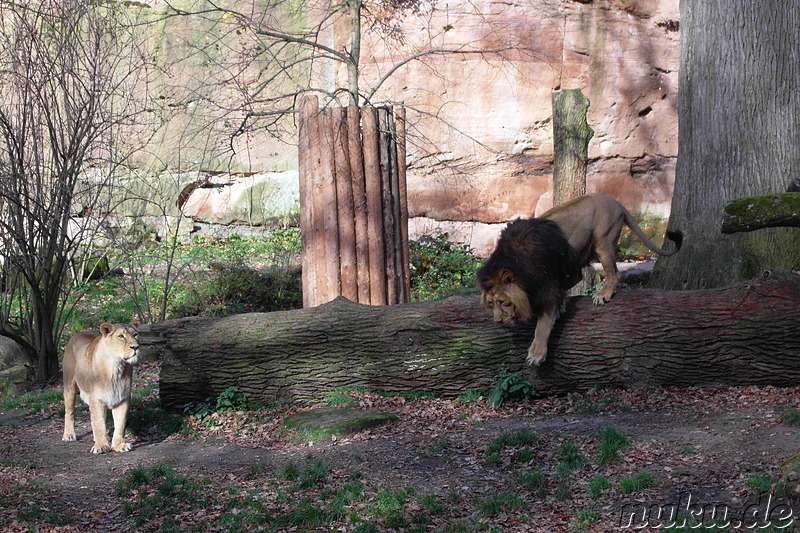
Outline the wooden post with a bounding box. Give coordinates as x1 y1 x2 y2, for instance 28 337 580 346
348 106 371 303
362 106 387 305
395 105 411 302
552 89 594 295
298 102 408 307
332 107 358 301
319 109 340 304
298 97 320 308
551 89 593 206
378 108 399 304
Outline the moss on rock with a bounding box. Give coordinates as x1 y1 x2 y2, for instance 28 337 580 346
283 407 397 442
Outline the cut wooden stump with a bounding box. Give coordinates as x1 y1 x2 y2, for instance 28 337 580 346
141 270 800 410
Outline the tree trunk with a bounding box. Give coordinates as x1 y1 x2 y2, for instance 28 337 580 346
552 89 594 296
143 271 800 410
651 1 800 290
551 89 593 207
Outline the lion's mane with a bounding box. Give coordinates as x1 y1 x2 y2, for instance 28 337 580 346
477 218 582 320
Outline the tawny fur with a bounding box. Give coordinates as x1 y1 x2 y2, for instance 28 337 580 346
542 194 682 305
62 322 140 454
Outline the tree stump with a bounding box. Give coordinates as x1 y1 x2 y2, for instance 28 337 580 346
552 88 595 296
551 89 593 207
142 271 800 410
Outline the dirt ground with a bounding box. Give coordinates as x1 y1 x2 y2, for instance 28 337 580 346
1 376 799 532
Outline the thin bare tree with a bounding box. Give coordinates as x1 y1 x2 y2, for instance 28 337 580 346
0 0 154 383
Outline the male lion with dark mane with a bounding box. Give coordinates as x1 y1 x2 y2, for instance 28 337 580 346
62 322 140 454
477 218 582 366
478 194 682 365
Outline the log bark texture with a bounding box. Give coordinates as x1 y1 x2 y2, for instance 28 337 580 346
144 271 800 410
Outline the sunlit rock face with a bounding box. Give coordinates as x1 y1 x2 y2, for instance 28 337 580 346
146 0 679 252
355 0 679 235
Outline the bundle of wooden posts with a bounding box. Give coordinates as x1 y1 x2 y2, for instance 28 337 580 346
298 97 409 308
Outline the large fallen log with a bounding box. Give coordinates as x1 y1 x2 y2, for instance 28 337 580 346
141 270 800 410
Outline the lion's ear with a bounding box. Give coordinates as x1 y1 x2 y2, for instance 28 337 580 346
129 319 140 328
500 269 516 286
99 322 115 336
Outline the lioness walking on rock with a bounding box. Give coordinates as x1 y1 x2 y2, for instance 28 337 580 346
62 322 140 454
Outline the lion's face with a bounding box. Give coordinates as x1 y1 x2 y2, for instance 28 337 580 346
479 269 532 324
99 322 140 365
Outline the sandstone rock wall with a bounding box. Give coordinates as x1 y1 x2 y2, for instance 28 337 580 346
345 0 679 253
118 0 680 255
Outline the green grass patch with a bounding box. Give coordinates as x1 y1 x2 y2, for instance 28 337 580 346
619 471 656 493
558 440 588 472
483 429 538 467
596 427 630 466
515 468 546 495
744 473 773 495
322 386 370 406
478 489 524 516
572 509 600 531
0 388 63 415
783 408 800 425
589 475 611 499
456 389 483 404
116 463 205 527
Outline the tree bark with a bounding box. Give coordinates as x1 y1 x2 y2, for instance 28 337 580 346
552 89 594 296
143 271 800 410
721 193 800 234
551 89 593 207
652 1 800 290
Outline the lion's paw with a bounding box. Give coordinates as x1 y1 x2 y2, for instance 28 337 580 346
62 433 76 442
592 292 612 305
526 345 547 366
90 445 110 454
113 442 132 453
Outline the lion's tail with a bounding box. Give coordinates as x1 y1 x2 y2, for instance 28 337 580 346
621 208 683 256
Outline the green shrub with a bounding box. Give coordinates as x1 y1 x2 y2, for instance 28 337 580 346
409 231 481 301
488 365 538 408
172 262 302 317
184 386 249 419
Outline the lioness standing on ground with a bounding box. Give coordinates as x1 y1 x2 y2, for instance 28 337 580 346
62 322 140 454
